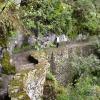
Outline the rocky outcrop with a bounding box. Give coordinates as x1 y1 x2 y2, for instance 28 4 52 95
24 62 49 100
8 51 50 100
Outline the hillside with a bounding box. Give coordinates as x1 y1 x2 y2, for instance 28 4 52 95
0 0 100 100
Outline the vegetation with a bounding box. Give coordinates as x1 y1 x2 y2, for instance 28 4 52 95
43 71 67 100
46 72 55 81
0 0 100 100
20 0 100 38
44 53 100 100
65 54 100 100
65 75 100 100
0 2 16 47
1 51 16 74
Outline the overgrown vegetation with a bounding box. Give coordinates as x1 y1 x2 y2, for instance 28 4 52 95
65 54 100 100
0 0 99 99
43 72 67 100
20 0 100 38
44 53 100 100
0 2 16 47
1 51 16 74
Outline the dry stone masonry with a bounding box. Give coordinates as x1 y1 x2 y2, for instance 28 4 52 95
8 41 96 100
8 51 50 100
45 41 95 85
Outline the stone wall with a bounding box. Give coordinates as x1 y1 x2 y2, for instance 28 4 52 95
8 51 50 100
45 41 95 85
8 41 96 100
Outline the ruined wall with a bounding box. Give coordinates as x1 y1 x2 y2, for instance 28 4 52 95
8 41 96 100
45 42 95 85
8 51 49 100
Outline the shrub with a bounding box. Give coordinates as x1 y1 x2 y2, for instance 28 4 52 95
20 0 73 36
65 54 100 100
67 75 100 100
20 0 99 39
71 54 100 76
56 93 68 100
46 72 55 81
45 72 68 100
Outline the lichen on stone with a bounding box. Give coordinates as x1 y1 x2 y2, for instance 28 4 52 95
8 70 30 100
30 50 47 62
9 51 50 100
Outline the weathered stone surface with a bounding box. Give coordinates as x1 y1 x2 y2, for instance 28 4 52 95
45 42 95 85
9 51 50 100
30 51 47 63
76 34 89 41
0 75 12 100
0 63 2 73
24 62 49 100
9 62 49 100
0 47 3 60
28 35 36 46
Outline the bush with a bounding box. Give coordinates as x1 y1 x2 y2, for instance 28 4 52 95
20 0 73 36
56 93 68 100
46 72 55 81
44 72 68 100
20 0 99 39
1 51 16 74
67 75 100 100
64 54 100 100
71 54 100 76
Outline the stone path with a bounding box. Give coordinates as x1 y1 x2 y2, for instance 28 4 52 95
12 50 35 71
12 40 95 71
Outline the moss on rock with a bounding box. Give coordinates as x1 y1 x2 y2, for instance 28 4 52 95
30 50 47 62
9 70 30 100
1 51 16 74
43 72 67 100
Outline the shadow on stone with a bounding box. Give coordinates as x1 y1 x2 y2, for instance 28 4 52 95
0 93 11 100
27 55 38 65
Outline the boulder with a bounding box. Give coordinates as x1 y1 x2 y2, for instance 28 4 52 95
28 35 36 46
76 34 88 41
14 0 21 7
59 34 69 42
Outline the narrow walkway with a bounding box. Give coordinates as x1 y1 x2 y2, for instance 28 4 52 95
12 40 95 71
12 50 34 71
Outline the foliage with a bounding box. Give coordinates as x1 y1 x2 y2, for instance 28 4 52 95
71 54 100 76
20 0 99 38
1 51 16 74
46 54 100 100
44 71 67 100
33 41 41 51
73 0 99 35
20 0 73 37
46 72 55 81
13 44 33 53
0 13 16 46
66 75 100 100
64 54 100 100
